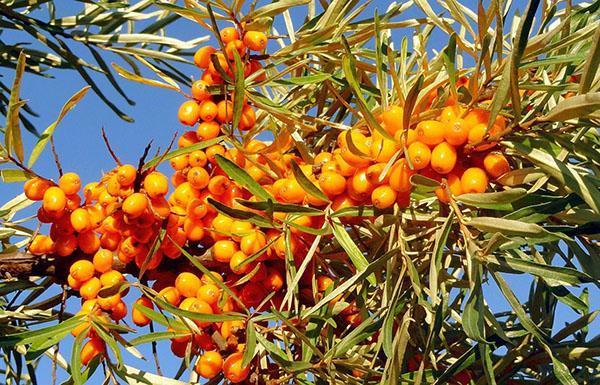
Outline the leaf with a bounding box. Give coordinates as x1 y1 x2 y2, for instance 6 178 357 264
0 169 31 182
231 49 245 132
467 216 568 240
541 92 600 121
330 218 375 285
485 255 593 285
215 155 272 201
5 52 26 162
241 0 310 21
28 86 90 167
112 63 181 91
242 320 257 367
579 26 600 94
235 199 323 215
290 160 330 203
207 198 274 228
457 188 528 210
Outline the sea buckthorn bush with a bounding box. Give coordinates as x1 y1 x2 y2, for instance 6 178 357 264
0 1 599 385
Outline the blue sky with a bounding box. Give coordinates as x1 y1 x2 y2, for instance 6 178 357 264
1 0 597 383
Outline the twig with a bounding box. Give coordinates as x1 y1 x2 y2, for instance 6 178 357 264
49 137 63 176
52 284 67 385
101 127 122 166
149 322 163 376
133 140 153 191
147 132 177 173
7 154 47 181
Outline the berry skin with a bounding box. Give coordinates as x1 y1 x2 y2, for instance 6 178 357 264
388 159 414 193
430 142 457 174
483 152 510 178
122 193 148 218
70 260 95 282
435 173 463 203
220 27 240 44
178 100 201 126
239 105 256 131
197 284 221 306
317 275 334 292
132 297 153 327
58 172 81 195
195 351 223 379
212 240 239 263
240 230 266 256
199 100 218 121
196 121 221 141
93 249 113 273
80 277 101 300
460 167 488 194
216 100 234 123
175 272 201 298
143 172 168 199
318 172 346 197
243 31 268 51
371 185 398 209
444 118 470 146
223 352 250 383
381 105 404 135
24 177 53 201
43 186 67 213
191 80 210 101
194 46 217 69
415 120 445 146
80 337 105 366
70 208 91 233
187 167 210 190
225 40 246 60
117 164 137 186
278 178 305 204
407 141 432 170
230 251 251 274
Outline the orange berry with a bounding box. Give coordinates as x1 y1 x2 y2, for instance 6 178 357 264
197 284 221 306
186 167 209 190
371 185 398 209
278 178 305 204
430 142 457 175
243 31 267 51
70 260 94 282
318 171 346 197
116 164 136 186
464 109 489 126
196 121 221 141
110 300 128 321
189 150 208 168
178 100 201 126
191 80 211 101
212 240 239 262
208 52 229 76
178 131 198 148
483 152 510 178
132 296 153 326
198 100 218 122
158 286 181 307
370 134 399 163
216 100 233 123
365 163 389 186
79 277 101 300
170 154 189 171
225 39 246 60
381 105 404 135
338 130 371 168
143 172 168 199
314 152 332 165
184 216 206 241
348 168 375 202
238 104 256 131
444 118 470 146
415 120 445 146
175 272 201 298
97 292 121 311
435 173 463 203
68 274 82 290
439 104 464 125
205 144 226 164
212 214 233 234
208 175 231 196
316 275 334 292
93 249 113 273
223 352 250 383
58 172 81 195
407 141 431 170
333 151 356 177
220 27 240 44
24 177 53 201
247 60 266 81
55 233 78 257
240 230 266 256
194 46 217 69
460 167 488 194
201 271 224 285
70 208 91 233
195 351 223 379
122 193 148 218
80 337 105 366
230 251 251 274
264 268 284 291
388 159 414 192
188 298 214 328
42 186 67 213
230 220 253 240
467 123 487 145
99 270 125 288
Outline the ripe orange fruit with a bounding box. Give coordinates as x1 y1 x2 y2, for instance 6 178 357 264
371 185 397 209
238 104 256 130
199 100 218 121
178 131 198 148
444 118 470 146
207 175 231 196
58 172 81 195
188 298 214 327
24 177 53 201
189 150 208 168
220 27 240 44
97 292 121 311
194 46 217 69
370 134 399 163
415 120 445 146
42 186 67 213
178 100 201 126
388 159 414 192
381 105 404 135
70 208 91 233
158 286 181 307
240 230 266 256
80 337 105 365
407 141 431 170
93 249 113 273
278 178 306 204
196 121 221 141
430 142 457 174
110 300 128 321
197 284 221 305
191 79 211 101
80 277 101 300
117 164 136 186
99 270 124 288
70 260 95 282
230 251 251 274
338 130 371 168
205 144 226 164
122 193 147 218
460 167 488 194
243 31 267 51
318 171 346 197
195 351 223 379
264 267 284 291
225 39 246 59
348 168 375 202
132 297 153 326
317 275 334 292
216 100 233 123
55 234 78 257
483 152 510 178
439 104 464 124
212 240 239 262
208 52 229 76
170 154 189 171
435 173 463 203
223 352 250 383
175 272 201 298
143 172 168 199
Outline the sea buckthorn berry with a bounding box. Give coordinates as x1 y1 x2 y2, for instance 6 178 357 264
205 144 226 164
97 292 121 311
348 169 375 202
461 167 488 194
435 173 463 203
220 27 240 44
55 234 78 257
212 214 233 235
371 134 399 163
188 167 210 190
339 130 371 168
317 275 334 292
197 284 221 305
70 208 91 233
70 260 95 282
314 152 332 165
415 120 445 146
68 274 82 290
116 164 136 186
333 151 357 177
278 178 306 204
175 272 202 298
389 159 414 193
110 300 128 321
212 240 239 262
158 286 181 307
223 352 250 383
381 105 404 135
187 198 208 220
196 121 221 141
230 220 254 240
208 53 229 76
199 100 218 122
440 104 464 124
407 141 432 171
467 123 487 145
194 46 217 69
189 150 208 168
58 172 81 195
93 249 113 273
243 31 267 51
191 80 210 101
132 297 153 326
371 185 398 209
42 186 67 213
195 351 223 379
170 154 189 171
464 109 489 126
208 175 231 196
178 131 199 148
238 104 256 131
216 100 234 123
80 277 101 300
122 193 148 218
188 298 214 327
225 39 246 60
201 271 224 285
24 177 53 201
366 163 389 186
221 320 245 339
240 230 266 256
230 251 251 274
396 128 417 148
143 172 168 199
444 118 470 146
318 171 346 197
99 270 125 288
178 100 201 126
483 152 510 178
80 337 105 366
265 267 284 291
430 142 457 174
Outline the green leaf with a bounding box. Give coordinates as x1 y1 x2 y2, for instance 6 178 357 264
541 92 600 121
242 0 310 21
112 63 180 91
235 199 323 215
485 255 594 285
242 320 257 367
0 169 31 182
579 27 600 94
5 52 26 162
207 197 274 228
290 160 330 203
330 218 375 285
143 136 224 169
215 154 272 201
28 86 90 167
467 216 568 240
231 49 245 132
457 188 528 210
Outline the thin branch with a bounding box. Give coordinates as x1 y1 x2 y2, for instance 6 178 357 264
101 127 122 166
49 137 63 176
